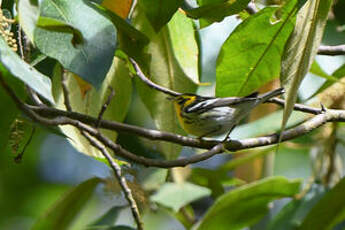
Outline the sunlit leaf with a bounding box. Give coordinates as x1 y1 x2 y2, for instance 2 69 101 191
168 10 199 83
31 177 103 230
34 0 117 88
280 0 332 140
132 6 197 159
216 0 298 97
196 176 301 230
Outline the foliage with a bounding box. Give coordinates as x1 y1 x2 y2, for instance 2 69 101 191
1 0 345 230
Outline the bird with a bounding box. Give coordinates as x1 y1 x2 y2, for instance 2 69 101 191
171 88 284 139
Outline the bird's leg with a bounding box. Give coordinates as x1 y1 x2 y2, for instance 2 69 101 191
222 125 236 143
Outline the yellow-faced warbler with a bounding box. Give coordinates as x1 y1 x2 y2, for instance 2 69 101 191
171 88 284 138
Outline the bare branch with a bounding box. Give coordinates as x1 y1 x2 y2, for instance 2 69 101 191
129 58 181 97
318 45 345 56
82 131 144 230
61 69 72 112
60 70 143 227
96 86 115 128
246 1 258 15
1 73 345 169
267 98 323 115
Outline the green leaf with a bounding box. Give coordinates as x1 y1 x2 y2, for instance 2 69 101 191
34 0 117 88
309 62 345 99
168 10 199 83
267 183 326 230
93 4 149 62
52 57 132 158
140 0 183 32
151 182 211 212
89 206 125 227
18 0 40 43
36 16 84 46
0 36 54 103
142 208 186 230
196 176 301 230
280 0 332 140
185 0 250 27
132 6 197 159
299 177 345 230
309 61 338 82
31 177 103 230
216 0 298 97
86 226 136 230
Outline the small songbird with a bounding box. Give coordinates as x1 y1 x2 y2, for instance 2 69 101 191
172 88 284 138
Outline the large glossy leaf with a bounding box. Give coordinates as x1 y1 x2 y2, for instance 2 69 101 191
0 35 54 103
140 0 182 32
196 176 301 230
132 6 197 159
31 177 103 230
17 0 40 43
185 0 250 28
34 0 117 88
216 0 298 97
299 177 345 229
52 57 132 158
280 0 332 139
151 182 211 212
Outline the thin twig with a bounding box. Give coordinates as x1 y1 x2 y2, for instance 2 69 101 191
82 131 144 230
14 127 36 163
96 86 115 128
318 45 345 56
246 1 258 15
60 73 143 228
61 70 72 112
129 58 181 97
267 98 323 115
17 24 44 106
17 24 25 59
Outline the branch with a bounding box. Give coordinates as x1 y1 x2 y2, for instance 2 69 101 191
1 73 345 168
59 71 143 228
82 131 144 230
96 86 115 128
129 58 181 97
317 45 345 56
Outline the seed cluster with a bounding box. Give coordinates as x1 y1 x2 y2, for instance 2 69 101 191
0 9 17 51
